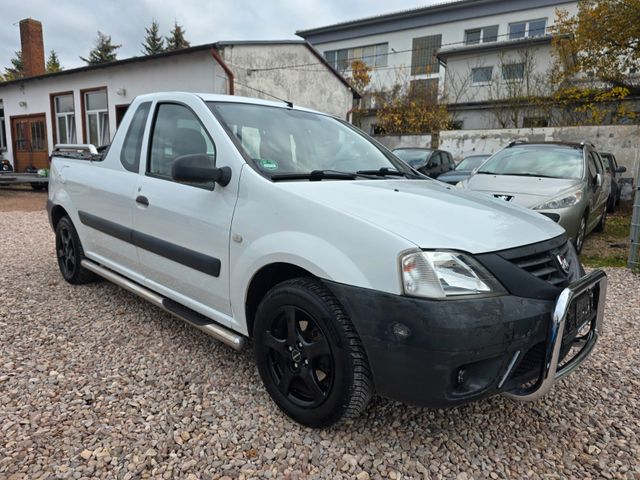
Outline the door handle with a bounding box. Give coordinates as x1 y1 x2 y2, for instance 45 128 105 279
135 195 149 207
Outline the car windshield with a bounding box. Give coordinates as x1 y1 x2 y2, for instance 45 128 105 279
208 102 410 178
393 149 432 167
477 146 584 179
456 155 489 170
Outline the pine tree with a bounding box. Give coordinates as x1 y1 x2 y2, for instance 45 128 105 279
46 50 62 73
142 20 165 55
165 21 190 51
80 31 121 65
3 51 24 80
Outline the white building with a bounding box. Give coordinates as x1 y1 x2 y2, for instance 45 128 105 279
297 0 578 132
0 20 358 171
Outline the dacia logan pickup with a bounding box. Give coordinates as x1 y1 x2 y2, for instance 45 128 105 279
48 93 607 427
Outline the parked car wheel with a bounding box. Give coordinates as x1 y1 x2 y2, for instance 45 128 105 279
55 216 98 284
574 214 587 254
30 183 46 191
607 193 616 213
594 207 607 233
253 277 373 428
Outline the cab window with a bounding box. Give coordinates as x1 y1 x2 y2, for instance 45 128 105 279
120 102 151 173
148 103 216 182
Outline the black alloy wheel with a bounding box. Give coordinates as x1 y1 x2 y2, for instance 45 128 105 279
254 277 373 427
55 216 97 284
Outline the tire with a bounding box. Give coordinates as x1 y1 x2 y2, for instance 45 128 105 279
574 214 587 254
55 216 98 284
594 207 607 233
606 194 615 213
31 183 45 191
253 277 373 428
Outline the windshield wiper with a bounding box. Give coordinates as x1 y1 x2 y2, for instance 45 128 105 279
500 173 558 179
356 167 407 177
272 170 358 181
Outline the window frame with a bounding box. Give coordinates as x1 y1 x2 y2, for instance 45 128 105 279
508 18 547 40
324 42 389 71
464 25 499 45
50 91 76 146
471 66 494 85
145 101 217 189
80 86 110 146
502 63 525 82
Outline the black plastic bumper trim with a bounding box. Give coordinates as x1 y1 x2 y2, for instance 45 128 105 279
78 210 221 277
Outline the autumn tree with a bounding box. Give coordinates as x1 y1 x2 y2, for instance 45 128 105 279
3 51 24 80
142 20 165 55
81 31 121 65
166 22 190 51
46 50 62 73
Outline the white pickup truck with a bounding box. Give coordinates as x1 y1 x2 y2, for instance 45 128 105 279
48 92 607 427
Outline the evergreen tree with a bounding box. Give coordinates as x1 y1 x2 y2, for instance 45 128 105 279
46 50 62 73
142 20 165 55
80 31 121 65
165 21 190 51
4 51 24 80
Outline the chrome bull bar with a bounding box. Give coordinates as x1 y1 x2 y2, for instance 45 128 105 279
504 269 607 401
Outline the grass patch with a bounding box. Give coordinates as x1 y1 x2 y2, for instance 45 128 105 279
580 206 632 268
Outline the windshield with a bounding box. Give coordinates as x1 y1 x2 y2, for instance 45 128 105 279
208 102 410 178
393 149 432 167
477 146 584 179
456 155 489 170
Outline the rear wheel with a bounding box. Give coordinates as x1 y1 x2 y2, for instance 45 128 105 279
55 216 97 284
253 277 373 427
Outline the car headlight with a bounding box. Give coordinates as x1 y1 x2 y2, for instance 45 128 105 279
534 189 582 210
400 250 506 299
455 180 466 189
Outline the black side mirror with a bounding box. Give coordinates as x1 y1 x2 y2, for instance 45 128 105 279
616 166 627 173
172 154 232 187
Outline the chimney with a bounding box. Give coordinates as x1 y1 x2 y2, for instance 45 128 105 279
20 18 45 77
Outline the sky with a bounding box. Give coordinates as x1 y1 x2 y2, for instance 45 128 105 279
0 0 442 71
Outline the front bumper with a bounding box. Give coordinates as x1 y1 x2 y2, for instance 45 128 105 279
323 270 606 407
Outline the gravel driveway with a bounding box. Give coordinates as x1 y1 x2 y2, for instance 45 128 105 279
1 210 639 479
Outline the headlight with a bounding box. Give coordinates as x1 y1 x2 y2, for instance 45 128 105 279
455 180 466 189
534 190 582 210
400 250 506 299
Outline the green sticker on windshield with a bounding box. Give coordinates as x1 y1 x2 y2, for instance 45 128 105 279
260 159 279 170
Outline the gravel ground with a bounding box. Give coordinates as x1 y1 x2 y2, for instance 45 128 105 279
1 210 639 480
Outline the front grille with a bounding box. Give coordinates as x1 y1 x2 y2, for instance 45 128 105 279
499 237 576 288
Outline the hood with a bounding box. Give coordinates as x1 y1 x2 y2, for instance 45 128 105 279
437 170 472 184
465 174 581 208
278 179 565 254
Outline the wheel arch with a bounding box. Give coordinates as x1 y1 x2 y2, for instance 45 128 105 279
50 204 70 230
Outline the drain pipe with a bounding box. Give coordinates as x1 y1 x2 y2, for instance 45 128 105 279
211 48 234 95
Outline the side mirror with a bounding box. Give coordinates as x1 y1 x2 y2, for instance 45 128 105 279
172 154 232 187
616 166 627 173
595 173 603 188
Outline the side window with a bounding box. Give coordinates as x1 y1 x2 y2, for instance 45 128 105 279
120 102 151 173
148 103 216 181
431 152 442 167
587 152 598 180
590 152 603 175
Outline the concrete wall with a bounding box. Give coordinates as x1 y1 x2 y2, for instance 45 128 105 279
219 44 354 119
0 50 227 165
373 134 433 150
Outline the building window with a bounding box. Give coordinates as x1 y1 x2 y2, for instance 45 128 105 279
464 25 499 45
53 94 76 145
471 66 493 85
508 19 547 40
84 89 110 146
411 35 442 75
502 63 525 81
324 43 388 71
0 108 6 151
409 78 439 102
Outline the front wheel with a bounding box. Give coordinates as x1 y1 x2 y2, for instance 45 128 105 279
55 216 97 284
253 277 373 428
574 215 587 254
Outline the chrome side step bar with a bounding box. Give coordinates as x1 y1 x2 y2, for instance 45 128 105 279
81 259 246 351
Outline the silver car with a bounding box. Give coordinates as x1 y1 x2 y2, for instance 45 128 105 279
460 142 610 252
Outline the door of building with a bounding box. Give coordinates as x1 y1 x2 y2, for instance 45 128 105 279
11 114 48 172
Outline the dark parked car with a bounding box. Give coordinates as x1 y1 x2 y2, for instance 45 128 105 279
437 154 490 185
393 148 454 178
599 152 626 212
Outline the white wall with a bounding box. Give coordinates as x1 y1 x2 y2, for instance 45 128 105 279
0 50 227 165
219 44 354 118
311 3 577 92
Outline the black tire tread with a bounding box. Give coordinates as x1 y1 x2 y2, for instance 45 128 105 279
256 277 373 425
56 216 98 285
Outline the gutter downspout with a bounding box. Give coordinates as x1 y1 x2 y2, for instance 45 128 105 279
211 48 234 95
